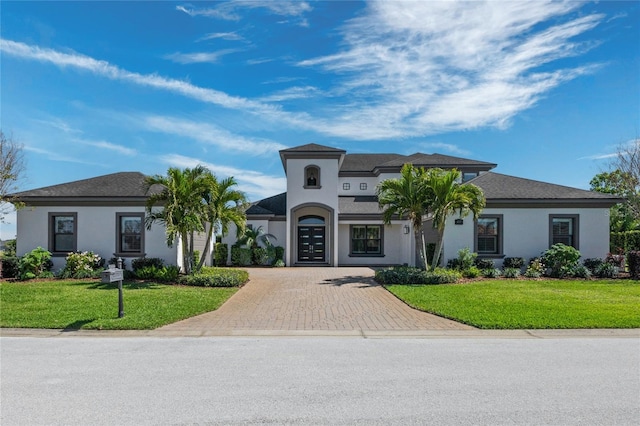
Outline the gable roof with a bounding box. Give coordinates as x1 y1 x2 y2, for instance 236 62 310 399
13 172 163 205
471 172 623 207
246 192 287 216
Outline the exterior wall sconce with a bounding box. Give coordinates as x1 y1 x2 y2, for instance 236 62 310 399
403 225 410 234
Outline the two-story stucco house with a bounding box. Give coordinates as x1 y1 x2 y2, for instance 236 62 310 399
222 143 620 267
13 143 620 270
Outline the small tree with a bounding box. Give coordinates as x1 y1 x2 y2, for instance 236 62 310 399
0 130 26 222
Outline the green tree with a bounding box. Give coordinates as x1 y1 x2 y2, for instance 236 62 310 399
196 175 247 271
145 166 211 275
238 225 277 250
377 163 431 269
590 169 639 231
424 168 485 271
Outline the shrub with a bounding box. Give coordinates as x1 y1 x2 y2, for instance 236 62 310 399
230 245 252 266
18 247 53 280
482 268 502 278
131 257 164 271
134 265 180 282
524 258 545 278
214 243 228 266
502 267 521 279
628 251 640 280
595 262 617 279
374 266 461 285
273 259 285 267
274 246 285 262
475 258 495 270
503 257 525 269
59 251 104 279
178 267 249 287
572 265 592 279
583 258 604 274
462 266 481 278
252 247 273 266
1 256 19 278
611 230 640 253
541 244 581 278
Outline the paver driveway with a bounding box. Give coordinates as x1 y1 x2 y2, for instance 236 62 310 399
157 267 473 335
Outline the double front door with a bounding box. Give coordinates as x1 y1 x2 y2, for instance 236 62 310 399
297 226 325 262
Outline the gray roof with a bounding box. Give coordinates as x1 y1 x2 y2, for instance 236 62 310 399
338 196 383 215
340 152 496 174
246 192 287 216
279 143 346 153
13 172 163 200
471 172 623 205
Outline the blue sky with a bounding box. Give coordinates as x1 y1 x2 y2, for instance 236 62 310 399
1 0 639 239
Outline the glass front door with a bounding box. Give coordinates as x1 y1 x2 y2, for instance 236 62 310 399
297 226 325 262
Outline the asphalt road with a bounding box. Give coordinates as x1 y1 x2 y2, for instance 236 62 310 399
1 336 639 425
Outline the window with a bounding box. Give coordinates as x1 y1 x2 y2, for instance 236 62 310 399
116 213 144 255
462 172 478 182
550 215 579 248
304 165 320 188
359 183 367 190
476 215 502 255
343 183 350 190
350 225 383 256
49 213 77 254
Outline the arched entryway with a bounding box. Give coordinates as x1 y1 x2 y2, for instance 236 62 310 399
290 203 334 266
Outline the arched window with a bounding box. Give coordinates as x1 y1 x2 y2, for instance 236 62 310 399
299 215 325 225
304 165 320 188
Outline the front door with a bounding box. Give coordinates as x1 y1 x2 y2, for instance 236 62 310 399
298 226 325 262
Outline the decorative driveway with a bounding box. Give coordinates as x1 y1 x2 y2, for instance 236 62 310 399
156 267 473 335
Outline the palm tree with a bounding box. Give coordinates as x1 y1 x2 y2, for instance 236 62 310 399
376 163 431 269
238 225 277 250
196 175 247 270
145 166 210 275
425 168 485 270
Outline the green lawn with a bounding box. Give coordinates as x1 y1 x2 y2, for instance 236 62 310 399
0 280 238 330
386 279 640 329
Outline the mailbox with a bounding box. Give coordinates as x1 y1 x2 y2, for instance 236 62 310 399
101 267 124 283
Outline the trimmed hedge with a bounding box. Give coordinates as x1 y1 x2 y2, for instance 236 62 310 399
230 246 252 266
503 257 525 269
214 243 228 266
628 251 640 280
611 231 640 252
375 266 461 285
0 256 19 278
179 267 249 287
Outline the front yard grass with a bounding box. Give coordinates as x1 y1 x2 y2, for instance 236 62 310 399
0 280 238 330
386 279 640 329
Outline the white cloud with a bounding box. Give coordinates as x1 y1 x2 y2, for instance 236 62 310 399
158 153 286 200
258 86 320 102
72 138 137 156
298 1 605 139
177 1 312 24
142 115 288 155
24 145 103 166
197 32 244 42
164 49 238 64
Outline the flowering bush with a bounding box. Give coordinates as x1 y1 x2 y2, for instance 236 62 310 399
60 251 104 279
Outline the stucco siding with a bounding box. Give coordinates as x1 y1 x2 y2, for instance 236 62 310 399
337 222 410 266
442 207 612 267
16 205 177 271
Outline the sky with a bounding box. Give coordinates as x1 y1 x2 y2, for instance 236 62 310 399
1 0 639 240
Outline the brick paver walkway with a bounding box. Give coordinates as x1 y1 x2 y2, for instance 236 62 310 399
157 267 473 334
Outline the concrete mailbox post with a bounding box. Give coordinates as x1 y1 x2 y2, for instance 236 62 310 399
102 261 125 318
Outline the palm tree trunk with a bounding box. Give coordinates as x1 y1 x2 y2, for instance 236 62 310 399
431 228 445 271
413 223 427 269
197 223 215 270
180 230 191 275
